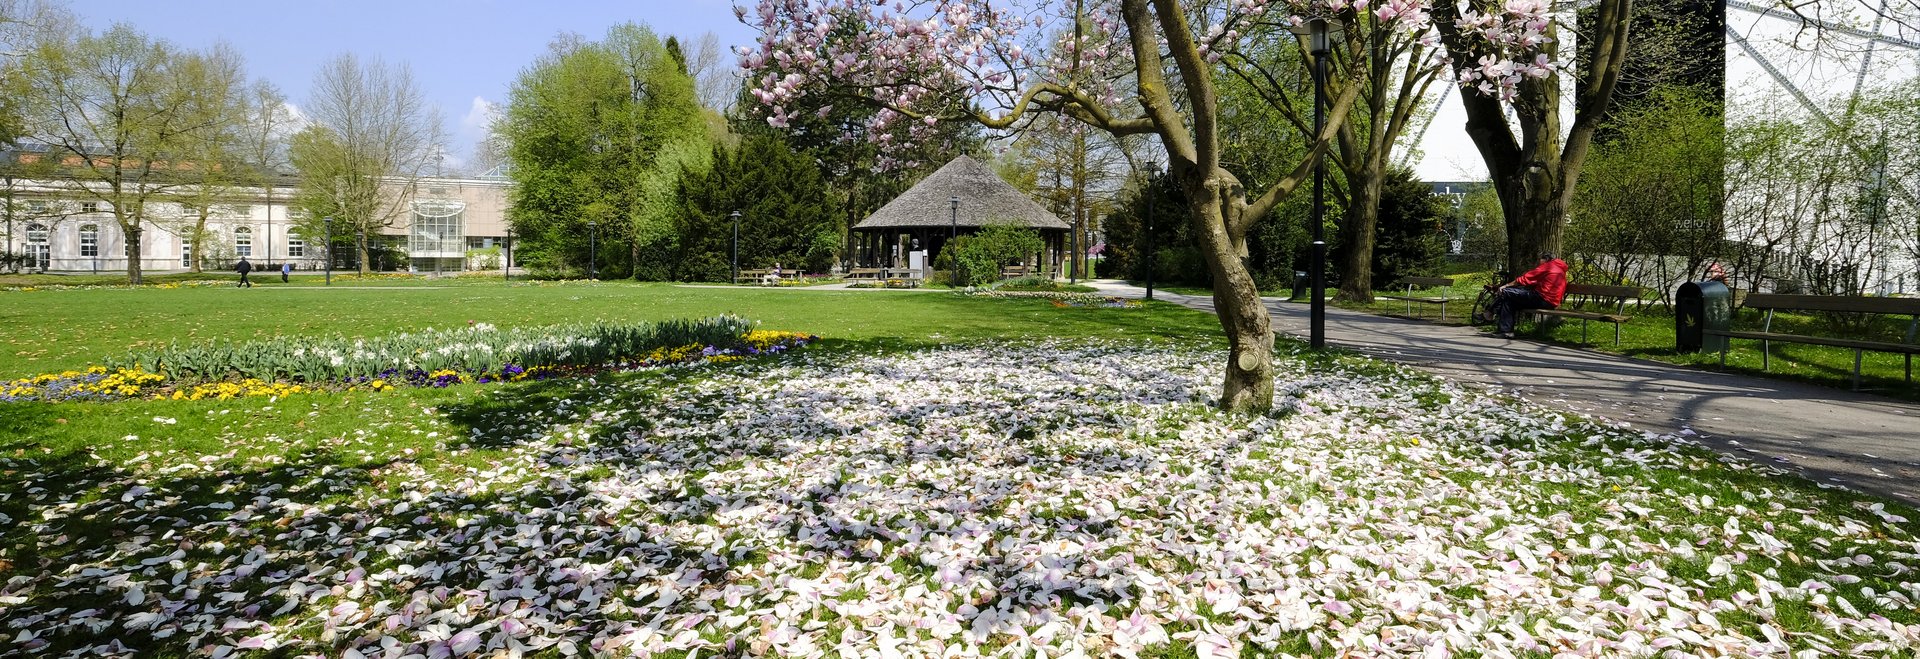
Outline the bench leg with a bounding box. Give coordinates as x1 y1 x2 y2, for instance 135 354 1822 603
1614 322 1621 346
1762 340 1769 372
1854 350 1863 390
1440 300 1448 322
1907 354 1912 384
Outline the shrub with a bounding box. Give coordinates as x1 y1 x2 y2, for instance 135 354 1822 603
937 223 1046 287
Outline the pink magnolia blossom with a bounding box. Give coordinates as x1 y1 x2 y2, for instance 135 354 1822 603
736 0 1564 169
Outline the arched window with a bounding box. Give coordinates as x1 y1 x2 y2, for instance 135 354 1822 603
79 224 99 257
234 226 252 257
286 230 305 258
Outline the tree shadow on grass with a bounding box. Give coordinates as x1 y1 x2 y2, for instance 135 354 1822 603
3 338 1202 655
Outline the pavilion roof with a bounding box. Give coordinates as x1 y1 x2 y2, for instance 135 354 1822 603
853 156 1070 231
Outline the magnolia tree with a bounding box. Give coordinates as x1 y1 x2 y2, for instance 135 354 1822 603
1431 0 1631 275
741 0 1560 412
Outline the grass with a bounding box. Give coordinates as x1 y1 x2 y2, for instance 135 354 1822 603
0 281 1220 379
3 278 1918 656
0 281 1223 623
1324 274 1920 397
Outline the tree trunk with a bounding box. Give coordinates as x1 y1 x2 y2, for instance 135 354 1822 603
190 210 209 273
356 232 370 275
1335 163 1386 303
1495 164 1568 276
1185 173 1274 413
123 219 143 284
1431 0 1630 279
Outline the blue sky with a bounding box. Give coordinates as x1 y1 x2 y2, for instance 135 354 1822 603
74 1 757 170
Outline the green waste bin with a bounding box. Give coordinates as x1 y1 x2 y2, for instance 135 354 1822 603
1676 280 1731 353
1287 270 1309 301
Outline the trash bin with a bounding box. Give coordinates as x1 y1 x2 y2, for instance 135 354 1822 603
1676 280 1732 353
1288 270 1309 301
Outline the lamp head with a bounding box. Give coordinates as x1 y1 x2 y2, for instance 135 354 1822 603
1309 18 1330 55
730 210 740 219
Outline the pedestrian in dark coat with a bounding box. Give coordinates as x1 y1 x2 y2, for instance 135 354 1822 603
235 257 253 288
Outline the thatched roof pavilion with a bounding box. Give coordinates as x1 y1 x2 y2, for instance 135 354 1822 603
851 155 1069 273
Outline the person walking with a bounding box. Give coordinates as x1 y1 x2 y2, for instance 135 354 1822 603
280 261 291 283
235 257 254 288
1484 253 1567 339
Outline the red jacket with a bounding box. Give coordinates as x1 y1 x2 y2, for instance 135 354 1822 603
1515 259 1569 307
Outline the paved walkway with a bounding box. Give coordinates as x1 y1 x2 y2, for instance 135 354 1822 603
674 283 942 292
1083 280 1920 505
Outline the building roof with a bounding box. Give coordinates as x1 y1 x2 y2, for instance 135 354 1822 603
853 156 1070 231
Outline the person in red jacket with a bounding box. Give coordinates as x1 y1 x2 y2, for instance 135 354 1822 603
1485 253 1568 338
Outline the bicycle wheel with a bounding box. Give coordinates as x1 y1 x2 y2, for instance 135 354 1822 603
1470 288 1495 326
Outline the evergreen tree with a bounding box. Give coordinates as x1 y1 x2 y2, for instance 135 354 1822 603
1364 169 1449 287
673 135 839 281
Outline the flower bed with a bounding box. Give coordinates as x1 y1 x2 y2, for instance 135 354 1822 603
113 316 759 383
964 289 1141 307
5 343 1915 656
0 323 819 402
846 278 920 289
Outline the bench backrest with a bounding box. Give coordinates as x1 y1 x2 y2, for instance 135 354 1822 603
1743 293 1920 316
1398 276 1454 288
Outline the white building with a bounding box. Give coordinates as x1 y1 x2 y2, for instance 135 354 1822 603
1 161 513 275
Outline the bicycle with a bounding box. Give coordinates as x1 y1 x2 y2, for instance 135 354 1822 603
1461 270 1506 326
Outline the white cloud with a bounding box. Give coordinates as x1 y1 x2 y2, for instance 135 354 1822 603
461 96 500 134
280 101 312 136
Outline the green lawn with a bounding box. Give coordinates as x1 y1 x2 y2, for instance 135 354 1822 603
1326 277 1920 397
4 278 1919 656
0 281 1220 379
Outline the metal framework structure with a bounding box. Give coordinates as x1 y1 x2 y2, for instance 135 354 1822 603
1727 0 1918 208
1729 0 1918 293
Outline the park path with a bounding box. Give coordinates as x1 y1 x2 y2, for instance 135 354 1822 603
674 283 943 292
1082 280 1920 506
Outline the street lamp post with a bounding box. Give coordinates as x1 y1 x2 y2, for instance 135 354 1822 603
730 210 741 284
1308 17 1330 349
948 196 960 286
323 216 333 286
504 226 513 281
587 220 597 280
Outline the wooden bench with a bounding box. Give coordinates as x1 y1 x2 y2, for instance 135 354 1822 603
1528 283 1641 345
734 269 771 285
1377 276 1456 320
1709 293 1920 389
848 268 923 286
999 265 1035 279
